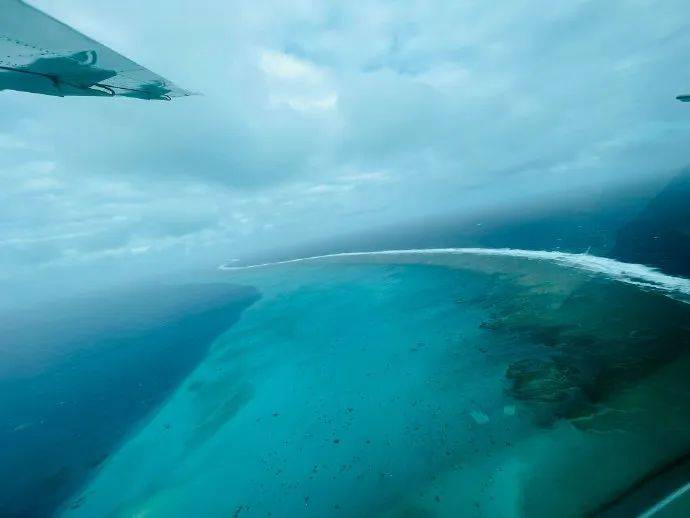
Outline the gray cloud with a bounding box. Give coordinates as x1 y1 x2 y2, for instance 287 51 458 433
2 0 690 290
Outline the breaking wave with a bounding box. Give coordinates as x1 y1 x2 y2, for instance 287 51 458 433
219 248 690 303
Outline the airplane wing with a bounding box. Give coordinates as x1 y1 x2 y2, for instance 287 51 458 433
0 0 194 100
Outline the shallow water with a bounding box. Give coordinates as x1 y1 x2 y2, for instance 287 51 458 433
61 255 690 517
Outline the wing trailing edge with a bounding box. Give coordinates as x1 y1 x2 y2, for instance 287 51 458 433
0 0 195 100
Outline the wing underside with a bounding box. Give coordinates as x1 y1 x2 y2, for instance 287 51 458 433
0 0 193 100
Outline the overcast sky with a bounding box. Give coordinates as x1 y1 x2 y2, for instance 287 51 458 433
2 0 690 297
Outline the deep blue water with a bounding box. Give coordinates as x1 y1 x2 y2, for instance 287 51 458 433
0 283 259 517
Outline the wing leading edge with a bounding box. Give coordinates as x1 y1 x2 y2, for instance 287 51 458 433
0 0 194 100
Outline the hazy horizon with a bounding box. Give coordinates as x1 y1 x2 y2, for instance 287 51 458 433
3 0 690 302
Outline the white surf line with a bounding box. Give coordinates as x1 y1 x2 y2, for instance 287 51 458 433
219 248 690 301
639 480 690 517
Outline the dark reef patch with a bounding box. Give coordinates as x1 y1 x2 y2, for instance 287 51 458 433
467 269 690 514
476 274 690 428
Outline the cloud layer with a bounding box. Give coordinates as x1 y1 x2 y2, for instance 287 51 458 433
3 0 690 287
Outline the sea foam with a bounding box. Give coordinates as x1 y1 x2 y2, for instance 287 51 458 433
220 248 690 302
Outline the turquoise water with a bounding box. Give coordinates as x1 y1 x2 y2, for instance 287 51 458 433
64 264 522 516
59 256 690 516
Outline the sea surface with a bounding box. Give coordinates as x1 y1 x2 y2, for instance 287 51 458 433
0 283 260 517
20 250 687 517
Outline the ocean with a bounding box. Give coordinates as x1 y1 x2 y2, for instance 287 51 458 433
17 250 686 517
0 283 259 517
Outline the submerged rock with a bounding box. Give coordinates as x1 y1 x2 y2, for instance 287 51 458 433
504 357 599 425
506 358 587 404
